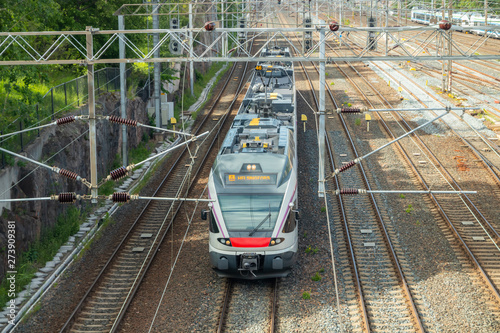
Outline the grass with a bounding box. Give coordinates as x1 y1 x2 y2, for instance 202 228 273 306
355 118 361 126
406 204 414 214
399 194 406 199
311 272 322 282
0 206 85 311
305 245 318 255
98 180 117 196
302 291 311 300
20 301 42 324
129 141 155 165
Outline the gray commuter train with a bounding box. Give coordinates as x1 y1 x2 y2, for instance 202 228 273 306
202 46 299 279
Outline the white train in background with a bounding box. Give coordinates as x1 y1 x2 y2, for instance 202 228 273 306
410 8 500 37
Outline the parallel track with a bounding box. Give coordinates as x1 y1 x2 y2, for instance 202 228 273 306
327 45 500 318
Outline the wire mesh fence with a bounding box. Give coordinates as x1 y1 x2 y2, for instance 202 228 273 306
0 67 141 168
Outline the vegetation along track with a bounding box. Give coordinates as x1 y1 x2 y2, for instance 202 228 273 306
216 278 277 333
60 58 252 333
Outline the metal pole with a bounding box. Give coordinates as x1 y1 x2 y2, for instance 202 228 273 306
447 0 453 93
318 26 326 198
190 3 194 96
441 0 446 92
119 15 128 167
86 26 98 203
385 0 389 56
153 2 161 129
485 0 488 26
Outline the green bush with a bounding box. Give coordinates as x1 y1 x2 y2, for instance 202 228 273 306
311 272 322 281
0 206 84 310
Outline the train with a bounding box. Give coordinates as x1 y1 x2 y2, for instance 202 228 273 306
202 45 299 279
410 8 500 37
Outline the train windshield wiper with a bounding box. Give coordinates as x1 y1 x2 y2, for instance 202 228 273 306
249 205 272 236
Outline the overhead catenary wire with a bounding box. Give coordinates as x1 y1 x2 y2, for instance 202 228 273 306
332 108 451 177
334 189 477 195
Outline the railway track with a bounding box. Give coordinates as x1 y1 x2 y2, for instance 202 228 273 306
277 13 425 331
324 42 500 319
59 58 252 332
217 278 278 333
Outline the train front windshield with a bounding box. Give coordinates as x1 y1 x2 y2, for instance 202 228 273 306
218 194 283 235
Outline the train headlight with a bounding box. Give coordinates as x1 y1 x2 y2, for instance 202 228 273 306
269 238 285 246
218 238 232 246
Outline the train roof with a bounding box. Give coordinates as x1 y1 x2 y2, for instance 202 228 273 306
260 46 291 57
219 116 293 156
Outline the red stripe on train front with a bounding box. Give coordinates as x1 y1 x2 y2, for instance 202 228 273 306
230 237 271 248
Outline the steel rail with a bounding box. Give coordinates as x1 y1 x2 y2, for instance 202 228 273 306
216 279 233 333
269 278 278 333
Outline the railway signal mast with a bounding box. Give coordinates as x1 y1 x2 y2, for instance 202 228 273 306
169 17 182 55
303 15 312 53
238 15 247 45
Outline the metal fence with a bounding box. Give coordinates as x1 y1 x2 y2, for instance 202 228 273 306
1 67 124 168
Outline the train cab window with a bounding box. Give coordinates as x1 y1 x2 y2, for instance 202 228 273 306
209 211 219 233
282 211 296 233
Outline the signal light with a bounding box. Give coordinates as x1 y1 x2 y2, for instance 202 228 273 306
170 18 179 30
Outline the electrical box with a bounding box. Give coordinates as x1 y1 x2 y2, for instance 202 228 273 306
161 102 174 126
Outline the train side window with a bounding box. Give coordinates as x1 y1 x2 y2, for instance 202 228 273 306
209 211 219 233
282 211 296 233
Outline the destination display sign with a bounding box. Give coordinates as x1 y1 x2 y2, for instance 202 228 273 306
225 173 277 185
